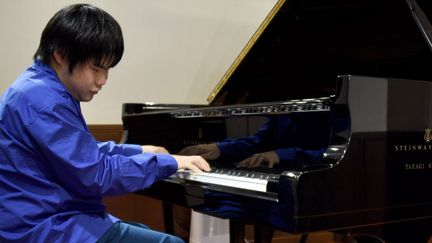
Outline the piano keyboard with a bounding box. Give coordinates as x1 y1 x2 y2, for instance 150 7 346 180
172 168 279 193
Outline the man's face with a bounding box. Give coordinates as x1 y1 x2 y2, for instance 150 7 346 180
57 60 109 102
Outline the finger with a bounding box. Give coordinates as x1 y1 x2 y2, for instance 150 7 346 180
193 156 211 171
237 158 250 168
188 163 203 173
241 156 254 168
250 156 261 168
268 160 275 168
247 157 257 168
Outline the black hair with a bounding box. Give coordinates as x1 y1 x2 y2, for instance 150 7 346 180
34 4 124 72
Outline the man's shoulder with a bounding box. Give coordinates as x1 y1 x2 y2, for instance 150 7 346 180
3 79 73 126
11 71 70 110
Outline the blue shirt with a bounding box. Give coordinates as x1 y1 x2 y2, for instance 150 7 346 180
0 60 178 242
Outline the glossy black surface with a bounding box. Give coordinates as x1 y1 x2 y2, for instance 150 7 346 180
122 0 432 240
123 76 432 240
211 0 432 105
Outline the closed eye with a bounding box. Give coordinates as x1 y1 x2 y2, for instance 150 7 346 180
91 63 109 71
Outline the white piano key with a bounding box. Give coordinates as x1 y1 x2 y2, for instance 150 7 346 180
173 170 268 192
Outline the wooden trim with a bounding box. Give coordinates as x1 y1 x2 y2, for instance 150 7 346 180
87 124 124 143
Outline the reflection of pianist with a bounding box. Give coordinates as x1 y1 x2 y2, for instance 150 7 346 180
180 113 331 168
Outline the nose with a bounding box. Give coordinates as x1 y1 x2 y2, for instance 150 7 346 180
97 70 109 86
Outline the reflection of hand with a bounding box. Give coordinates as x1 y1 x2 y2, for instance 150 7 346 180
236 151 279 168
172 155 211 173
141 145 169 154
178 144 220 160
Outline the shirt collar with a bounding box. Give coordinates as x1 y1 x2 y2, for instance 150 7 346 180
32 59 80 105
32 59 57 77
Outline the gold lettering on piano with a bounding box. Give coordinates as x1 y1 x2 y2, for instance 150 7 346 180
403 162 432 170
404 163 425 170
394 144 432 152
424 128 432 142
394 128 432 152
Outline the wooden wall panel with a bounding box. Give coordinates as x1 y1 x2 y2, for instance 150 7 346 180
88 124 124 143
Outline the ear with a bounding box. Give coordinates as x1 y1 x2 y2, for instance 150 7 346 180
52 50 68 67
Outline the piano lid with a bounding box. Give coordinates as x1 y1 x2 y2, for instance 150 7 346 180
208 0 432 105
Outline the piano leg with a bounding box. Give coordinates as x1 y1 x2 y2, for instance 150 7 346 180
229 221 275 243
229 220 245 243
162 201 174 234
253 225 274 243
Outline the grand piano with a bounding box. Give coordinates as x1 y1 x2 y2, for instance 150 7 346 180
121 0 432 242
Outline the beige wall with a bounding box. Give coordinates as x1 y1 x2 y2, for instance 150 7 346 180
0 0 277 124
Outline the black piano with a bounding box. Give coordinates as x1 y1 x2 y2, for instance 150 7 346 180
122 0 432 242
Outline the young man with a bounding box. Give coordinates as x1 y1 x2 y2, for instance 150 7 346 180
0 4 210 243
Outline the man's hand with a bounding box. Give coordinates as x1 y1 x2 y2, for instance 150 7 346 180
178 144 220 160
236 151 279 168
172 155 211 173
141 145 169 154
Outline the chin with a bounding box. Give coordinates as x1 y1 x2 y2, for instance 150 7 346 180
80 96 94 102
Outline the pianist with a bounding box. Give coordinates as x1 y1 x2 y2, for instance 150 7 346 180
0 4 209 243
180 113 331 169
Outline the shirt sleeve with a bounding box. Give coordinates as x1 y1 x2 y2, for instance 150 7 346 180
97 141 143 157
27 103 178 197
